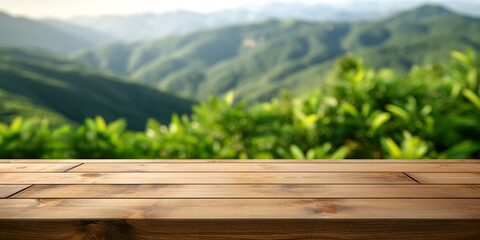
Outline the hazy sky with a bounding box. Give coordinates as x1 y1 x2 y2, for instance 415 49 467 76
0 0 476 19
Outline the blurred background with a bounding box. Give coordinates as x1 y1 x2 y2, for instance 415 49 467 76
0 0 479 159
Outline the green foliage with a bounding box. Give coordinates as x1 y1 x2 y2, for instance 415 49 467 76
0 117 64 158
1 49 479 159
381 132 429 159
0 45 194 130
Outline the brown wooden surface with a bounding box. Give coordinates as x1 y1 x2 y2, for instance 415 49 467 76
1 198 480 219
0 172 415 184
0 163 80 172
407 172 480 184
1 220 479 240
13 184 480 199
0 159 479 239
70 163 480 172
0 185 30 198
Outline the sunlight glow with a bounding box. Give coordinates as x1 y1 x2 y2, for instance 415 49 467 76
0 0 477 19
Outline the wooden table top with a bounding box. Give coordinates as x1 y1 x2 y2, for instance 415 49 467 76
1 159 480 239
0 159 479 220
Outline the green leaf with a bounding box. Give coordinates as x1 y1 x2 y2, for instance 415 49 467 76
450 84 462 99
386 104 410 121
451 51 470 65
276 147 290 159
353 69 365 83
0 123 8 134
95 116 106 131
290 145 305 159
462 89 480 110
304 114 318 125
85 118 96 130
467 68 478 90
306 149 315 159
439 141 480 159
370 112 391 134
169 114 183 134
382 138 401 158
10 117 23 132
330 146 350 159
254 152 274 159
315 143 332 158
420 105 432 117
341 102 359 117
361 103 371 117
225 91 235 106
107 119 126 134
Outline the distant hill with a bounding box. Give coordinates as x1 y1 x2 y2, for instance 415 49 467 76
68 2 383 42
0 11 112 53
66 1 480 42
74 5 480 102
41 19 116 46
69 11 207 42
0 46 194 130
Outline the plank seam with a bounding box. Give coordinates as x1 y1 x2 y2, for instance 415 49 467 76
62 171 480 173
1 161 479 164
403 172 421 184
8 184 480 186
64 163 83 172
9 197 480 200
4 185 33 198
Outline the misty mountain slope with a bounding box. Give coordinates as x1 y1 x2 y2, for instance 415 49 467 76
0 11 102 53
74 5 480 102
0 46 194 129
70 11 207 41
68 2 384 42
42 19 117 46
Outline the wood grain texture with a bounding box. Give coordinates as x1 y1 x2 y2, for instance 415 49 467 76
0 163 80 172
408 173 480 184
12 184 480 199
0 172 415 184
0 220 479 240
0 185 31 198
0 159 479 239
69 163 480 172
0 199 479 219
1 159 479 163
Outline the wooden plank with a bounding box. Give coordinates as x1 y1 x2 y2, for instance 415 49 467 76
0 199 479 219
1 220 479 240
0 163 79 172
408 173 480 184
69 163 480 172
0 159 479 163
12 184 480 199
0 172 415 184
0 185 31 198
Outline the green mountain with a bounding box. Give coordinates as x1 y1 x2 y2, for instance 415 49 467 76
0 11 109 53
0 46 194 130
74 5 480 102
41 19 116 46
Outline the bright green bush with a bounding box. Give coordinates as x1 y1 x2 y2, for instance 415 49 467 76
1 49 479 159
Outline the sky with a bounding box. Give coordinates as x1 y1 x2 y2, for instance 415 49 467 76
0 0 477 19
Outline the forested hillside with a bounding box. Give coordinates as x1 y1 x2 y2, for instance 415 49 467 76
0 46 194 130
74 5 480 102
2 49 479 159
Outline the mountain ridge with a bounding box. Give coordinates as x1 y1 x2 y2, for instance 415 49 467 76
0 45 194 129
74 5 480 102
0 11 105 53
